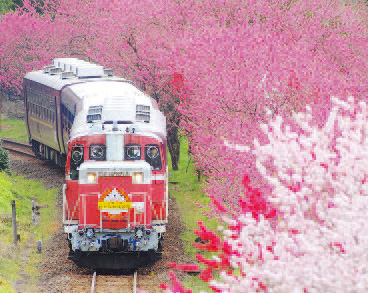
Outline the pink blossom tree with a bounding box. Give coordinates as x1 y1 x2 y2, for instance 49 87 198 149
176 0 368 214
163 95 368 292
0 1 56 95
1 1 368 291
1 0 367 173
0 0 185 167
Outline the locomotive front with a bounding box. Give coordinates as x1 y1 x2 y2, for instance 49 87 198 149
62 83 167 269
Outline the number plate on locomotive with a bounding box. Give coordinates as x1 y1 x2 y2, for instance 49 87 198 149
99 171 130 177
98 202 132 209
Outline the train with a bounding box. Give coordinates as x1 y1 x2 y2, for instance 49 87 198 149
24 58 168 269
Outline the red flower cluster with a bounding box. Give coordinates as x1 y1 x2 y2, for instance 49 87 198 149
241 175 278 221
329 242 346 254
161 173 276 291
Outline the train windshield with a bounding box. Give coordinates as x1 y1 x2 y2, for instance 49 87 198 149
145 145 162 170
70 144 84 180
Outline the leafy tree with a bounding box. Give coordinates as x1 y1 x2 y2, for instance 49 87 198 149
0 142 9 171
0 0 16 14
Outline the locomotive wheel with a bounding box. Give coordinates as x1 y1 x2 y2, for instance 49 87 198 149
58 154 66 169
31 140 41 158
68 239 72 250
157 239 163 253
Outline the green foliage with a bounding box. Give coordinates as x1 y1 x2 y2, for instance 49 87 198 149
0 172 12 215
168 133 218 251
0 143 9 171
7 0 47 14
0 276 15 293
0 117 28 142
0 0 15 14
0 172 59 290
168 134 219 291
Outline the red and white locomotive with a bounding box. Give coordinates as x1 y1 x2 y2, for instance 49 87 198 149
24 58 168 268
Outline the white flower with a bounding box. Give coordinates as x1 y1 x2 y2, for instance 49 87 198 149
211 96 368 293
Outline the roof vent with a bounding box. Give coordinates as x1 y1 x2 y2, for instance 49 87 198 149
87 105 103 123
136 105 150 123
75 65 104 78
43 65 56 73
48 58 109 78
52 58 79 68
64 60 88 72
104 68 113 76
61 72 75 79
49 67 62 75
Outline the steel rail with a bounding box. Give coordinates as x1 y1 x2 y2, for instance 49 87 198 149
0 138 31 148
1 147 35 158
1 138 34 158
90 270 137 293
133 270 137 293
91 271 97 293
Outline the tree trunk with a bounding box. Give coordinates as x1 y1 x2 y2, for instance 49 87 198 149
167 126 180 170
0 91 2 121
196 170 201 181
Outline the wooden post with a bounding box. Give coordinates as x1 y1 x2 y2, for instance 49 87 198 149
11 200 17 245
37 240 42 253
32 200 35 225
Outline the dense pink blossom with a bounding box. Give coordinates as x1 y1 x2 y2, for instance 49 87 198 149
1 2 368 290
163 96 368 292
177 0 368 215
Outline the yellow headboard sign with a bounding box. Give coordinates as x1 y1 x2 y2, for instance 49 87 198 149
98 201 132 209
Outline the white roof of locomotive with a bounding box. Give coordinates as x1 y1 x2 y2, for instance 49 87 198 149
24 58 166 142
68 81 166 141
24 58 126 90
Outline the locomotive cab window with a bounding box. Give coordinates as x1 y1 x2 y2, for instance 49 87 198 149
125 144 141 160
145 144 162 170
89 144 106 161
70 145 84 180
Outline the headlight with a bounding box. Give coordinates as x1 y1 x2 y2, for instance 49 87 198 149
72 146 83 163
132 172 144 184
87 172 97 184
145 145 162 170
147 146 159 159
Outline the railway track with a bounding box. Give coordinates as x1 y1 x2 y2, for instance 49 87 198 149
90 270 138 293
0 138 34 157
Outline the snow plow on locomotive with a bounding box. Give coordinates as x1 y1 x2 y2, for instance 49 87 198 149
24 58 168 269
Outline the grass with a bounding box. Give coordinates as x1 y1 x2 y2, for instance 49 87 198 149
168 133 221 292
0 115 28 143
0 171 59 292
0 276 15 293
